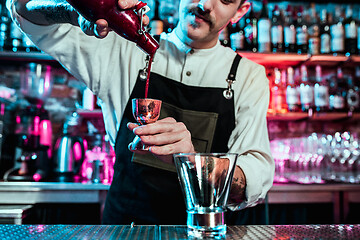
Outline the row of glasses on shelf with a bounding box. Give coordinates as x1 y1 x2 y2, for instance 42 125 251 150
271 131 360 184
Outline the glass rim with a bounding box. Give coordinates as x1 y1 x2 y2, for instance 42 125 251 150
173 153 238 157
132 98 162 101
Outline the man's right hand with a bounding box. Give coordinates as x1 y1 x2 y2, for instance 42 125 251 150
14 0 149 38
94 0 150 38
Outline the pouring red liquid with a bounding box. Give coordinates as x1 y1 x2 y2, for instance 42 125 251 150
66 0 159 56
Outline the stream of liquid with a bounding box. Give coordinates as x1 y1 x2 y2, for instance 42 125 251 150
144 55 154 98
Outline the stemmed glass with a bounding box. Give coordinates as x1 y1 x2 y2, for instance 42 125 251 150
131 98 162 150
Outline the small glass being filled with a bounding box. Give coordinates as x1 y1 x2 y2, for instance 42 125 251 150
173 153 238 239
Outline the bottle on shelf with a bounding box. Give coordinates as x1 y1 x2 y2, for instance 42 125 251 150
347 68 360 112
286 66 300 112
149 0 164 36
257 0 271 53
307 3 320 55
295 6 308 54
320 9 331 55
230 18 245 51
0 3 11 51
330 6 345 55
219 24 231 48
313 65 329 112
299 65 313 112
271 68 288 114
358 8 360 55
9 21 24 52
244 3 258 53
271 5 284 53
283 5 296 53
329 67 347 112
343 5 358 55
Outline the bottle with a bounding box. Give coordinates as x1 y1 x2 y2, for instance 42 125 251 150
330 6 345 55
230 19 245 51
283 5 296 53
320 9 331 54
358 9 360 55
343 5 358 55
271 5 284 53
0 3 11 51
66 0 159 56
9 21 24 52
257 0 271 53
329 67 347 112
149 0 163 36
286 67 300 112
271 68 287 114
299 65 313 112
347 68 360 112
313 65 329 112
244 3 258 52
219 24 231 48
295 6 308 54
307 3 320 55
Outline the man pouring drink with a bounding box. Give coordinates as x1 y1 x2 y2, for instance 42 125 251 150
7 0 274 227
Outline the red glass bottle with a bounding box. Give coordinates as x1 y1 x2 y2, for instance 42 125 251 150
66 0 159 56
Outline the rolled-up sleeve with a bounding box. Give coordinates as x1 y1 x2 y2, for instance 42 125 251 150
227 59 274 211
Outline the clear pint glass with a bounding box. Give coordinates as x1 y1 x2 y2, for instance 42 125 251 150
173 153 238 239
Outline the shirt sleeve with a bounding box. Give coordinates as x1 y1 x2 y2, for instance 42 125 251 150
227 58 275 211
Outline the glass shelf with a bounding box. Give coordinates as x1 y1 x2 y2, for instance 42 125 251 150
0 51 55 62
267 112 360 121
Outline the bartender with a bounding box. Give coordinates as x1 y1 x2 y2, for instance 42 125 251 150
8 0 274 224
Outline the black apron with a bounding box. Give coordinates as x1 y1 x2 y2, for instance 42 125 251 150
102 54 242 225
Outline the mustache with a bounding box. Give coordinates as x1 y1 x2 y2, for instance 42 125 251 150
187 5 215 28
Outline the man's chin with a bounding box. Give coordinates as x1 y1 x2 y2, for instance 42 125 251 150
186 23 210 40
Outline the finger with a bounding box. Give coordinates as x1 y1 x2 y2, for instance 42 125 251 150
128 142 149 154
142 15 149 25
156 117 177 123
118 0 138 9
127 122 140 131
149 139 195 156
94 19 109 38
140 130 190 146
134 121 185 135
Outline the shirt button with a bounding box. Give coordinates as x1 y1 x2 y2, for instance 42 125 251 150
189 49 194 54
186 71 191 76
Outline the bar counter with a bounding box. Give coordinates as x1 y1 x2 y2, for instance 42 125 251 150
1 181 360 224
1 224 360 239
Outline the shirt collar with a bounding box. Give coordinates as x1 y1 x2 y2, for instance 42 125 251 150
164 27 222 55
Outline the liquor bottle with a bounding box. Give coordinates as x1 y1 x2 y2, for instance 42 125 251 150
0 3 11 51
244 3 258 52
313 65 329 112
149 0 164 36
22 34 39 52
299 65 313 112
9 21 23 52
283 5 296 53
271 68 287 114
295 6 308 54
271 5 284 53
257 0 271 53
286 67 300 112
320 9 331 54
347 68 360 112
330 6 345 55
230 18 245 51
358 9 360 55
307 3 320 55
66 0 159 56
329 67 347 112
343 5 358 55
219 24 231 48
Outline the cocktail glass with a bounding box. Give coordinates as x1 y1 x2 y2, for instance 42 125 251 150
173 153 238 239
131 98 162 150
